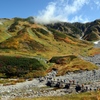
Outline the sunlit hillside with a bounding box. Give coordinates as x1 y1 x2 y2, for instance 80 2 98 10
0 17 100 78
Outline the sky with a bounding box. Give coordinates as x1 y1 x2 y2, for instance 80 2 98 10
0 0 100 23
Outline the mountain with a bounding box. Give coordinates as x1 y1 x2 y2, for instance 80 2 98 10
73 19 100 41
0 17 100 78
0 17 97 57
46 20 100 41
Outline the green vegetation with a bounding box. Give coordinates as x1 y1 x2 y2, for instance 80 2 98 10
0 55 49 77
48 28 67 39
0 54 97 78
49 55 77 64
35 28 49 35
47 22 82 38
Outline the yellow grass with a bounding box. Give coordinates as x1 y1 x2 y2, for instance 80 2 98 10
88 48 100 56
47 55 97 76
12 91 100 100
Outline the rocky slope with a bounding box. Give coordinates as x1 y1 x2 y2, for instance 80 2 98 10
46 19 100 41
0 68 100 100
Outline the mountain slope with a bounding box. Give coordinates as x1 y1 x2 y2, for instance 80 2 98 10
0 17 100 58
0 17 100 78
0 19 93 58
0 28 47 51
82 20 100 41
46 20 100 41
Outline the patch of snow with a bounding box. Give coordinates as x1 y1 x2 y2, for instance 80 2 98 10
94 40 100 44
79 36 82 40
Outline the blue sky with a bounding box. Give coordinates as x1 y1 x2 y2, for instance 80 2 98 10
0 0 100 23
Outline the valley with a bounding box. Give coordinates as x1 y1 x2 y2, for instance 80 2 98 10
0 17 100 100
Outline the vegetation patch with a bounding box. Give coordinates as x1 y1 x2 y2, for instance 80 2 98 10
48 55 97 75
0 55 49 78
88 48 100 56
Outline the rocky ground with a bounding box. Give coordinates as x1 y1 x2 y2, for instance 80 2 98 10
83 54 100 67
1 69 100 100
0 41 100 100
82 41 100 67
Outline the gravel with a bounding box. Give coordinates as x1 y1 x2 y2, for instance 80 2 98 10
1 69 100 100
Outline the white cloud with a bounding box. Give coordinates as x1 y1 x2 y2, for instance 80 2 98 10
70 15 89 23
34 0 90 24
65 0 89 14
34 2 62 24
89 0 100 10
94 0 100 9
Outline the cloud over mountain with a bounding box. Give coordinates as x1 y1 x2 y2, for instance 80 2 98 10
34 0 90 24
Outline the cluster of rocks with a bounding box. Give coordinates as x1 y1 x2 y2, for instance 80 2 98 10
45 69 100 91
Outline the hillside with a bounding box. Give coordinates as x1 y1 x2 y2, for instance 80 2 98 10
0 17 100 77
0 17 97 57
